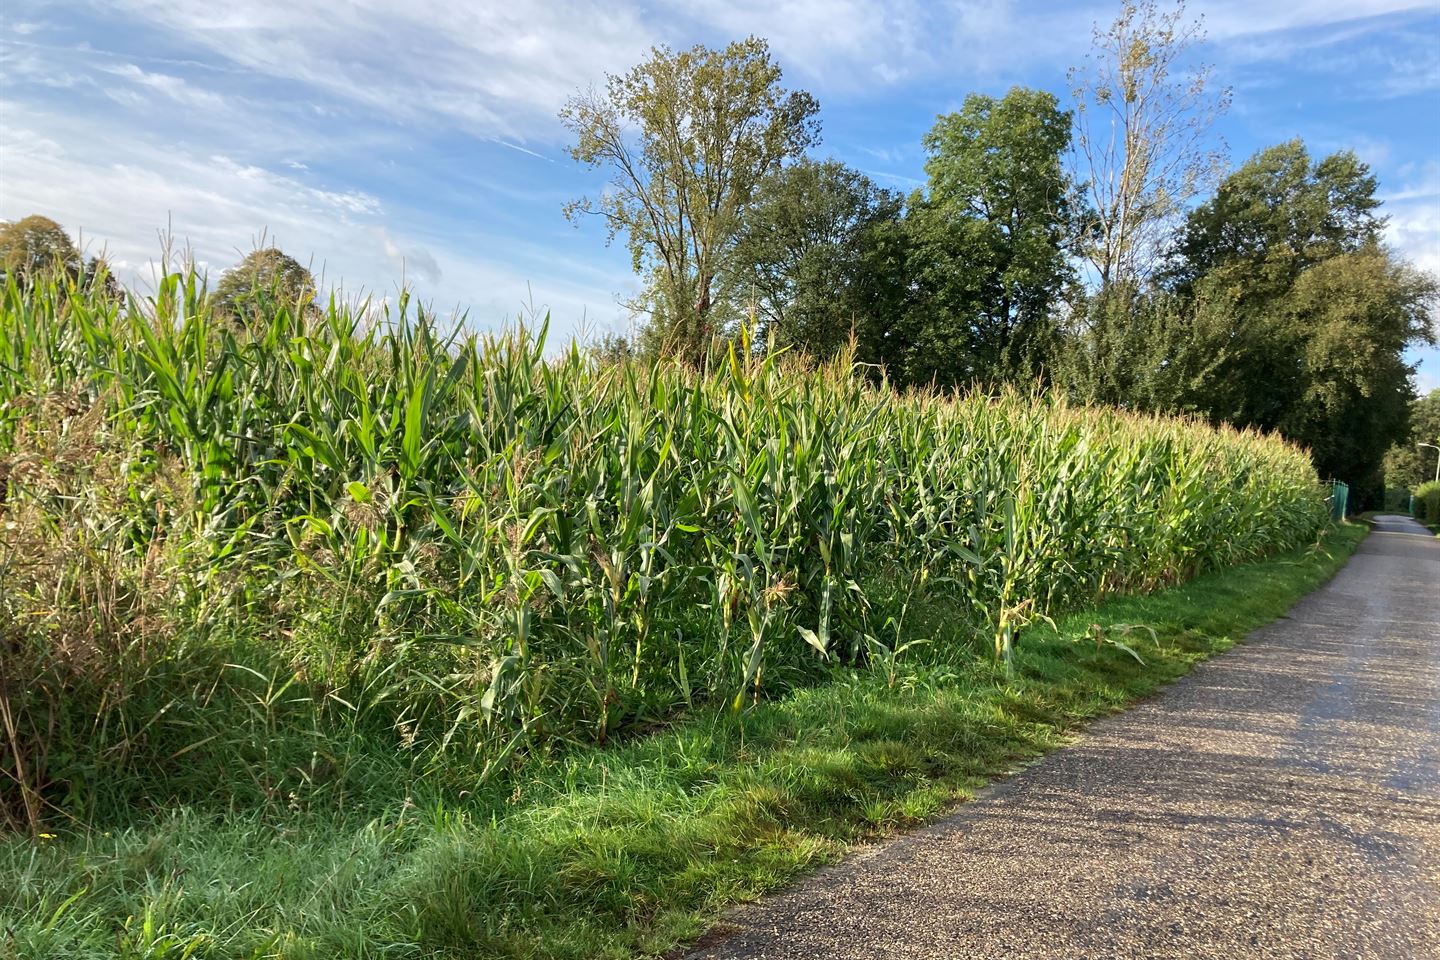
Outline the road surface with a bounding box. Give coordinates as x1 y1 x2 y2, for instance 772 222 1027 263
687 516 1440 959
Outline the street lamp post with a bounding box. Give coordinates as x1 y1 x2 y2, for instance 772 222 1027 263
1420 442 1440 483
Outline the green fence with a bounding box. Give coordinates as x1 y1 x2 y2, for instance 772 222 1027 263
1325 480 1349 521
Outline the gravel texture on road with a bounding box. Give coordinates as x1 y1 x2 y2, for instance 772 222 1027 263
687 516 1440 959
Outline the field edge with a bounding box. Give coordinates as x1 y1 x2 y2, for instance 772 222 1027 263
1 521 1370 960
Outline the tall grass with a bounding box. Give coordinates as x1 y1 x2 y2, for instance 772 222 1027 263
0 268 1328 831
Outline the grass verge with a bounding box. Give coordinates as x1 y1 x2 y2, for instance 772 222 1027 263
1 522 1367 960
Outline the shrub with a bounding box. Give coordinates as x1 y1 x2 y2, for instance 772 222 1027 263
1415 481 1440 525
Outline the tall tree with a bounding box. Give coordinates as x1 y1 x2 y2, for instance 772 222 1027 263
729 159 905 362
1168 140 1384 298
903 86 1077 387
0 215 82 282
560 38 820 364
1069 0 1229 288
1170 141 1435 499
1171 141 1392 431
1278 248 1435 495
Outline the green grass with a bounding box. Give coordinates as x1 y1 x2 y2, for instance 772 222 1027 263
1 521 1366 960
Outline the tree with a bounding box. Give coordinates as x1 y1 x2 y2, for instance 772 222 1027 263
560 37 820 364
1057 283 1227 412
1383 390 1440 492
80 254 123 301
1168 140 1384 299
1168 141 1435 501
729 159 905 362
1276 247 1435 497
214 248 317 324
1069 0 1229 288
902 87 1077 386
0 215 82 282
1171 142 1399 433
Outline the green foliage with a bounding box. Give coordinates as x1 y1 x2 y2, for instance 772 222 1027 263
1067 140 1437 506
1169 139 1384 298
560 37 820 363
212 247 317 324
1056 283 1224 412
729 159 905 363
0 266 1329 833
1165 141 1435 499
903 87 1076 386
1382 389 1440 491
0 215 82 282
1275 248 1435 499
1415 481 1440 525
0 523 1365 959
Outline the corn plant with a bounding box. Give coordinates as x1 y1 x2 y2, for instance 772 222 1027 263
0 266 1330 826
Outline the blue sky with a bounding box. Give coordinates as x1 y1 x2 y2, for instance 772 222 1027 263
2 1 1437 388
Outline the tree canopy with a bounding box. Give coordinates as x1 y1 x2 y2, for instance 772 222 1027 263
560 37 820 363
903 87 1077 386
1383 390 1440 491
729 159 904 363
1174 143 1429 468
1167 139 1384 299
214 248 317 324
1063 140 1435 499
0 215 82 282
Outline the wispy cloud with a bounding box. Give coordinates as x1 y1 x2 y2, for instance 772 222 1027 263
377 226 442 285
1 0 1434 369
14 0 1430 149
1195 0 1433 39
102 0 659 144
1205 3 1440 100
101 62 229 111
1383 162 1440 291
0 101 633 333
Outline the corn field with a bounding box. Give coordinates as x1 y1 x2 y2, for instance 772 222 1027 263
0 270 1328 822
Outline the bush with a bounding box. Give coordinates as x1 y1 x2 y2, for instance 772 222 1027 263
1415 481 1440 525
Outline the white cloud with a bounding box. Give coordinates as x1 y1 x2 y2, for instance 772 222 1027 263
377 227 442 285
1194 0 1433 39
101 62 228 111
667 0 929 86
81 0 1435 154
1384 161 1440 285
0 102 632 337
1203 2 1440 99
104 0 660 144
1416 364 1438 393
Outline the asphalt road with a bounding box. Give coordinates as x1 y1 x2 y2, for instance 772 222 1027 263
687 516 1440 960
